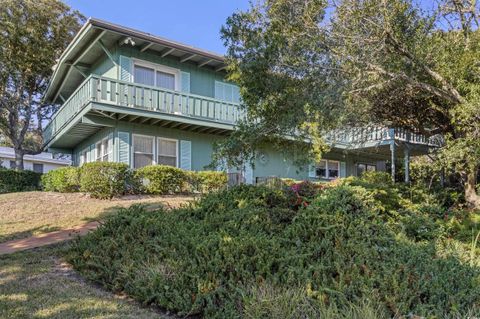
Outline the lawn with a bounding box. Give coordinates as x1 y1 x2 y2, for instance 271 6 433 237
0 243 170 318
0 191 193 243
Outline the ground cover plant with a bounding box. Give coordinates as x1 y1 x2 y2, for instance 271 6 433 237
68 173 480 318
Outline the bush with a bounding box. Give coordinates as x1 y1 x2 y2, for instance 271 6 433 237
135 165 187 194
42 166 80 192
0 168 42 193
68 184 480 318
79 162 131 199
195 171 227 193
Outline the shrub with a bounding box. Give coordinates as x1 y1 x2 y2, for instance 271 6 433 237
68 184 480 318
41 166 80 192
0 168 42 193
79 162 131 199
195 171 227 193
135 165 186 194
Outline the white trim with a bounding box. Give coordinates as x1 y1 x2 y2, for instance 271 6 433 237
132 134 155 168
156 136 178 168
132 58 181 90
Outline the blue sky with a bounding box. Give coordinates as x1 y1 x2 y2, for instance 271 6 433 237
64 0 250 54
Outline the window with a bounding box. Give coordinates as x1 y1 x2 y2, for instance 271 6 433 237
315 160 327 178
328 161 339 179
356 163 376 176
157 138 177 167
33 163 43 173
95 138 111 162
133 135 154 168
133 61 178 90
315 160 340 179
9 160 15 169
215 81 240 103
80 149 88 165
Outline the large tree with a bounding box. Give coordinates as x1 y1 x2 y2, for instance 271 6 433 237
0 0 84 169
220 0 480 207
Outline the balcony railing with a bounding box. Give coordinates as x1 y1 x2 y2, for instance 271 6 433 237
325 126 443 147
44 75 243 144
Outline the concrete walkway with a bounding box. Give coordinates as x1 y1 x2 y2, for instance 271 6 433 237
0 221 99 255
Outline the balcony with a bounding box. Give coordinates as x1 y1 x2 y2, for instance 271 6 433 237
43 75 243 146
325 126 443 149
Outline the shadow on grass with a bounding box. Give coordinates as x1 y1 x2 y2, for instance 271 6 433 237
0 225 61 244
0 242 171 319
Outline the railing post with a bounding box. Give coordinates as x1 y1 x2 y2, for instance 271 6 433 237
404 146 410 183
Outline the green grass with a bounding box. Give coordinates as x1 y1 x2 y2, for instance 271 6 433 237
0 243 169 319
0 191 193 243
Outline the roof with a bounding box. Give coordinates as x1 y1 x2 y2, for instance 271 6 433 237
44 18 228 104
0 147 71 165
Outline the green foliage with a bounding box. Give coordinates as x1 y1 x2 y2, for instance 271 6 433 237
68 180 480 318
0 168 41 193
194 171 227 193
79 162 131 199
135 165 187 195
41 166 80 192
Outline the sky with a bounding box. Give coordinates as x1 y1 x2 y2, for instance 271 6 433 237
64 0 251 55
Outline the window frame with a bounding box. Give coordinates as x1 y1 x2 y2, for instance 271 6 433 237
95 138 111 162
356 163 376 176
214 80 240 103
315 159 340 180
156 137 178 168
132 59 180 91
132 134 155 169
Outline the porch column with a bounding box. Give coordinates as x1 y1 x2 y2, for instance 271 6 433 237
389 128 396 183
404 147 410 183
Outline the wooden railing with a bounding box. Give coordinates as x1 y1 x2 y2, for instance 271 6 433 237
44 75 243 144
325 126 443 147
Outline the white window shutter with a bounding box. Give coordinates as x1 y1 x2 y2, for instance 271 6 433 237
181 71 190 93
108 133 114 162
180 140 191 170
119 56 132 82
244 163 254 184
308 164 316 178
118 131 130 166
340 161 347 178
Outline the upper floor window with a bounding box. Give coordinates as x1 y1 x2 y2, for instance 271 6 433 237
133 60 179 91
215 81 240 103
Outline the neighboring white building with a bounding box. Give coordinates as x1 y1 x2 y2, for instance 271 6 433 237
0 147 71 173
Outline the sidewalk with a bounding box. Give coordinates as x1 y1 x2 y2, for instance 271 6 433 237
0 221 99 255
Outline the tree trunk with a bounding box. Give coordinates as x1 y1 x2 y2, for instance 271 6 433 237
14 148 24 171
465 168 480 209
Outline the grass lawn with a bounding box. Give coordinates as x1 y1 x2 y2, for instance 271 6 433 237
0 243 169 318
0 191 193 243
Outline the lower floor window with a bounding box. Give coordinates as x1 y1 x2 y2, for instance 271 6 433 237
316 159 340 179
96 138 111 162
133 135 154 169
356 163 376 176
157 138 177 167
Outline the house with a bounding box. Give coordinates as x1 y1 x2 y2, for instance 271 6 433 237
0 147 71 173
42 18 441 183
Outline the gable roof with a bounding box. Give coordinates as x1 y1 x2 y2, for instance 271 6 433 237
44 18 227 104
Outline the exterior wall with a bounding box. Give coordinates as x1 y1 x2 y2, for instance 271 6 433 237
72 121 386 182
89 46 231 99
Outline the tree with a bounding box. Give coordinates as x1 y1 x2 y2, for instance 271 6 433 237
0 0 84 170
220 0 480 208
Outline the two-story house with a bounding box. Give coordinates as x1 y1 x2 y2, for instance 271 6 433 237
43 18 441 183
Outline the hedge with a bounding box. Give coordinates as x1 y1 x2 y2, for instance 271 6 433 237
187 170 227 193
42 166 80 192
135 165 187 194
0 168 42 193
79 162 132 199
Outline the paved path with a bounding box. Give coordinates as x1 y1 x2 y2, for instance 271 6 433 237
0 221 99 255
